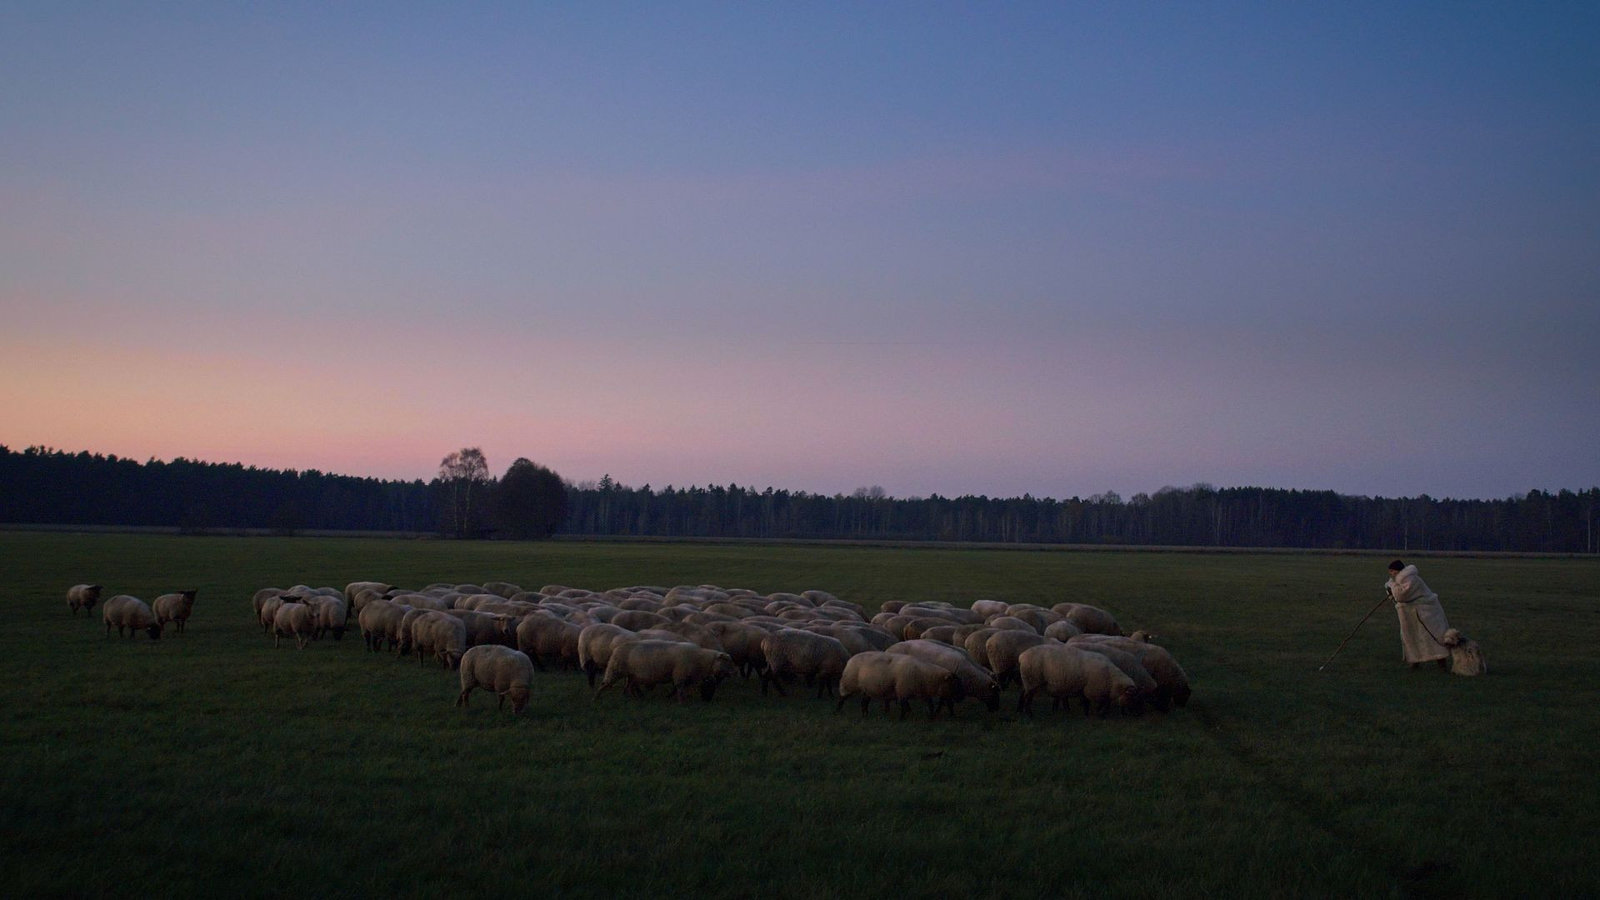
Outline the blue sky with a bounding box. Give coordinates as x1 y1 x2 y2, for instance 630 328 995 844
2 2 1596 499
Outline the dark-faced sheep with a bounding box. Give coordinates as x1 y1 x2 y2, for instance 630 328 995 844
457 645 535 713
103 595 162 640
67 584 103 616
152 590 198 634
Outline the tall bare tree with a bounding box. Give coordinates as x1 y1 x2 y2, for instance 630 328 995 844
438 447 490 538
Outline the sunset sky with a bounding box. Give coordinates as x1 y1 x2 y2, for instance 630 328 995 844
3 3 1595 500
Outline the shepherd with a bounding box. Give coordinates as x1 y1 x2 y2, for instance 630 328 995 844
1386 559 1452 669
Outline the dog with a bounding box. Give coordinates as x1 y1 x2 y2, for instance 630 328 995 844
1440 628 1487 676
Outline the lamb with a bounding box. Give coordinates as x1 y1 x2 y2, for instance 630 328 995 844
1441 628 1487 676
835 651 962 719
103 595 162 639
152 590 198 634
67 584 103 616
272 601 317 650
760 629 852 698
1017 644 1139 717
595 639 736 703
1052 603 1123 636
985 630 1053 688
457 645 535 714
410 610 468 669
886 640 1001 712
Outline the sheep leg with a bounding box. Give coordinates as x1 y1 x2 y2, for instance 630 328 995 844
457 687 472 707
898 699 911 720
834 694 846 714
861 697 871 717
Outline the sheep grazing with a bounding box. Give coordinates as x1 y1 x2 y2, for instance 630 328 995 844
1052 603 1123 636
273 601 317 650
984 630 1053 689
886 640 1001 713
457 645 535 714
358 599 410 652
1069 643 1158 712
577 623 641 688
595 639 737 703
1043 620 1083 641
67 584 103 616
835 651 962 719
760 629 851 699
969 599 1010 620
152 590 198 634
103 595 162 640
411 611 468 669
1017 644 1139 717
305 596 349 641
515 614 583 671
343 581 392 604
1068 636 1191 710
1441 628 1487 676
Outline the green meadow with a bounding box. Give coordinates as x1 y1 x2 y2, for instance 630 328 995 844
3 532 1596 898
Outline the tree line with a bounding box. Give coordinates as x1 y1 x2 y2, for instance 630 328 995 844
1 445 1594 552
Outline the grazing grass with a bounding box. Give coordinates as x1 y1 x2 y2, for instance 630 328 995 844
2 532 1597 897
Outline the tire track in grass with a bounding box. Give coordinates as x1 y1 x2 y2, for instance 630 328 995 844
1189 694 1458 898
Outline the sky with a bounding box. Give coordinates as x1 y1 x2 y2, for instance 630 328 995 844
2 2 1596 501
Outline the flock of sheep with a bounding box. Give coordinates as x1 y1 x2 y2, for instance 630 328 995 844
72 579 1192 720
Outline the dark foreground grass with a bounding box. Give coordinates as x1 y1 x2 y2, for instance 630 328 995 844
3 533 1597 898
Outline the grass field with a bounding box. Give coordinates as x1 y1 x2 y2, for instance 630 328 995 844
3 532 1597 898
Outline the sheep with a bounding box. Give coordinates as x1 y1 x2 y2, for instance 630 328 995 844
358 599 410 652
344 581 392 604
577 623 640 687
389 592 452 612
985 615 1040 634
760 629 852 698
700 621 772 679
515 613 583 671
985 630 1053 689
480 581 524 599
915 625 965 645
1067 636 1191 710
152 590 197 634
303 596 350 641
67 584 103 616
1052 603 1122 636
103 595 162 640
969 599 1010 620
963 627 1001 668
610 610 671 631
1017 644 1139 717
835 651 962 719
457 645 535 713
251 587 285 618
1069 642 1158 711
1004 605 1063 632
1043 620 1084 642
444 609 517 648
595 639 737 703
1441 628 1487 676
411 611 468 669
273 601 317 650
886 640 1001 713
